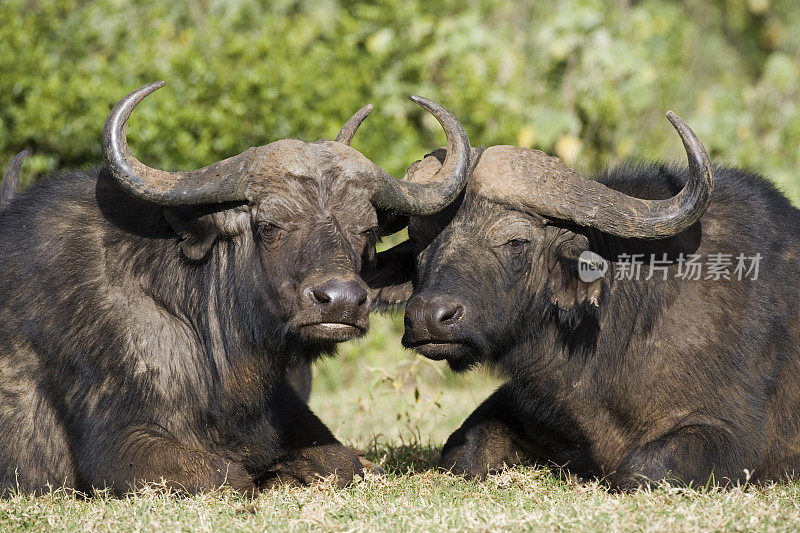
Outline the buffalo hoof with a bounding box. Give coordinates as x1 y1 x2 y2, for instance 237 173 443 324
352 448 385 476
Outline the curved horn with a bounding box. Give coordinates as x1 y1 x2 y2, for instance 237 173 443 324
103 82 255 206
474 111 713 239
335 104 373 145
1 150 27 209
369 96 470 216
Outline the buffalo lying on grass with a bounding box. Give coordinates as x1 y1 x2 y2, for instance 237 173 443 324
0 82 469 495
389 112 800 489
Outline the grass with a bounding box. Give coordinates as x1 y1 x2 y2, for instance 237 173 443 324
3 314 800 531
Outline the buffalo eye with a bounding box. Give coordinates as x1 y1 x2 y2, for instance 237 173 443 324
505 238 529 248
256 223 283 240
358 226 379 252
359 226 378 257
497 238 530 274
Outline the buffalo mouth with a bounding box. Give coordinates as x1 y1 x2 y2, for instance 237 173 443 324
402 337 472 360
299 322 366 342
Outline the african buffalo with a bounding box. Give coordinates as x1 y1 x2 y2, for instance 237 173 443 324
394 112 800 489
0 82 469 495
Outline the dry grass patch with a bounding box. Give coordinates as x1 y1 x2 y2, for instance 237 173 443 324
3 316 799 531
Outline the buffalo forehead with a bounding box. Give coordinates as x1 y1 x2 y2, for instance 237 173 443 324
247 140 375 194
256 139 374 179
470 145 581 197
252 139 324 178
316 140 378 170
404 156 444 185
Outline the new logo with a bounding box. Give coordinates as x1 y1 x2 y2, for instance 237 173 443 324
578 251 608 282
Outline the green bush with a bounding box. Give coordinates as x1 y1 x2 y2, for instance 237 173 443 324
2 0 800 201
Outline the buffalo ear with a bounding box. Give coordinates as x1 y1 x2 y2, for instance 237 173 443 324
362 240 415 311
163 208 221 262
548 231 604 329
374 148 451 236
377 210 410 235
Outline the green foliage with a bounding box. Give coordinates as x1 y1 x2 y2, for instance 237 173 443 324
2 0 800 201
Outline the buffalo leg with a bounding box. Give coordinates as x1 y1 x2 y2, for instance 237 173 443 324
440 383 542 479
0 383 80 495
0 343 82 495
612 423 753 491
84 432 255 495
259 381 365 488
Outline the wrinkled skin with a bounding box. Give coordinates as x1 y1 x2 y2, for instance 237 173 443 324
398 149 800 490
0 144 406 495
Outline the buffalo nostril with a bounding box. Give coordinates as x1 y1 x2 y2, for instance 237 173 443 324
307 279 368 310
435 303 463 325
404 294 464 342
311 288 332 304
347 283 369 308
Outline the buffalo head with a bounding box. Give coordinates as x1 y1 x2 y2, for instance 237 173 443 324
102 82 470 348
397 112 712 370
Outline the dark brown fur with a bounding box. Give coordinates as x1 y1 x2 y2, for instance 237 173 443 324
0 149 398 495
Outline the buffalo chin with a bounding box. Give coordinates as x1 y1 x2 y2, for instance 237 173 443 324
405 341 478 372
299 322 365 343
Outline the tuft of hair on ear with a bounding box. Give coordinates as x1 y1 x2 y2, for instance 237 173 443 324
548 234 605 331
370 285 412 315
554 290 603 331
362 235 378 269
550 262 601 328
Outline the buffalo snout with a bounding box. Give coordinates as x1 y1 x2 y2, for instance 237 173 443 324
402 293 472 363
305 278 369 315
296 275 371 342
405 294 464 338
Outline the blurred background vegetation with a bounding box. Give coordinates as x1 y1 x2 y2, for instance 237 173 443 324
3 0 800 198
2 0 800 446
